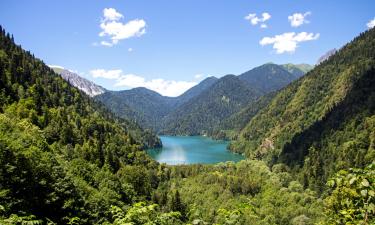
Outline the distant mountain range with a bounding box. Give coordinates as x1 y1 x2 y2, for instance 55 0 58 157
50 61 316 136
50 67 106 97
94 63 311 134
161 74 261 135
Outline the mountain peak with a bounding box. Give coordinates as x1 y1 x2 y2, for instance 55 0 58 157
50 66 106 97
239 64 297 93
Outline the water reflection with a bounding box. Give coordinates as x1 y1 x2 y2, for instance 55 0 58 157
156 146 187 165
147 136 244 165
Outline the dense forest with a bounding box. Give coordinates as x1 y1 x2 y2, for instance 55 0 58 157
95 77 219 131
95 63 307 136
230 28 375 193
160 75 261 135
0 25 374 225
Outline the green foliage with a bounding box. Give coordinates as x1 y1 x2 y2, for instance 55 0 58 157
0 25 162 224
161 75 260 136
0 214 43 225
96 88 176 132
96 77 218 133
210 92 276 140
324 163 374 224
231 28 375 191
110 202 183 225
239 63 300 93
0 23 373 225
153 160 324 224
281 63 314 78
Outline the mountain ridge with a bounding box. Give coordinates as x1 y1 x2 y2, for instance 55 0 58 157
50 66 106 97
231 28 375 191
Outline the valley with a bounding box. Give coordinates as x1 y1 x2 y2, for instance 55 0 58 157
93 63 309 136
0 2 374 224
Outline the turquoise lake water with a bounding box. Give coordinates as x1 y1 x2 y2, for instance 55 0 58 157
147 136 244 165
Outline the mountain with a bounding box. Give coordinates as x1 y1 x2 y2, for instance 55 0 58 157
210 92 277 140
50 67 106 97
96 87 176 131
316 48 337 64
95 76 218 131
161 75 261 135
239 63 299 93
0 26 162 223
175 76 218 106
281 63 314 78
1 25 372 225
96 63 309 135
231 29 375 191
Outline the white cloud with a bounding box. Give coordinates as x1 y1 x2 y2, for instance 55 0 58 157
103 8 123 21
48 65 64 69
245 12 271 28
90 69 197 97
260 32 320 54
194 74 203 79
100 41 114 47
367 17 375 29
98 8 146 47
90 69 123 79
128 47 133 52
288 12 311 27
116 74 197 97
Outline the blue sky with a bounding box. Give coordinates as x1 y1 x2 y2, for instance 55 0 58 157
0 0 374 96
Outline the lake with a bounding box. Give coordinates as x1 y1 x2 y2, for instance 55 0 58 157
147 136 244 165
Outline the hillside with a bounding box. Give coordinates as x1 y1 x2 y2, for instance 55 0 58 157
161 75 261 135
317 48 337 64
50 67 106 97
238 63 299 93
174 76 218 106
231 28 375 191
281 63 314 78
0 24 373 225
96 87 176 131
95 77 218 131
95 63 308 135
210 92 277 140
0 26 164 223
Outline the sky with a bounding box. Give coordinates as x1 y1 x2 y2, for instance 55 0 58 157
0 0 374 96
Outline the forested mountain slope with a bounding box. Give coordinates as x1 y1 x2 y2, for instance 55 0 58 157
231 28 375 191
0 26 164 223
0 25 373 225
95 77 218 131
281 63 314 78
161 75 261 135
174 76 218 106
161 64 308 136
96 63 308 135
210 92 277 140
96 87 176 131
238 63 300 93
